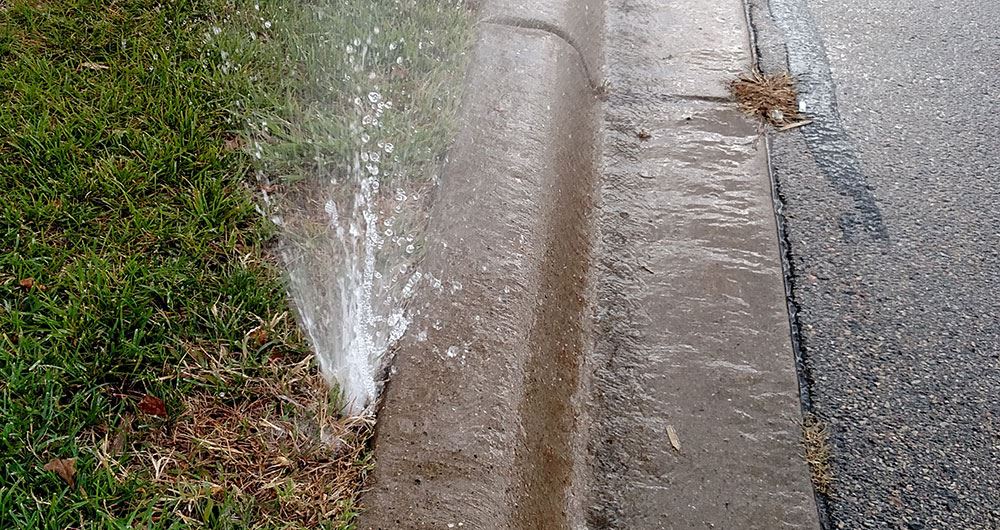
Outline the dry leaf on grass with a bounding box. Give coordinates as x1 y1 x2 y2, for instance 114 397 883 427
138 395 168 417
18 277 46 291
44 458 77 487
80 62 110 71
223 136 244 151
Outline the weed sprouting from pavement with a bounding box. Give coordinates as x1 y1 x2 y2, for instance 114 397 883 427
803 413 834 496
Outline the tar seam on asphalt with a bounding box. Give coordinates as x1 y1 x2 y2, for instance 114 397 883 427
760 0 889 243
741 0 833 528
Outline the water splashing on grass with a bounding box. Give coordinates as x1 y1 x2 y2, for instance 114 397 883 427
246 0 471 414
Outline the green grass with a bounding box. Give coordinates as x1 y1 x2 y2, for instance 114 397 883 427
0 0 471 527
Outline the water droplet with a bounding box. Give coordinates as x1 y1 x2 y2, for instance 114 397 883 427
368 91 381 104
383 143 395 153
366 163 379 175
446 346 459 358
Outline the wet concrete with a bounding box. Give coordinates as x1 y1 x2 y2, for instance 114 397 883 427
360 0 821 527
587 0 820 527
477 0 604 86
357 12 599 529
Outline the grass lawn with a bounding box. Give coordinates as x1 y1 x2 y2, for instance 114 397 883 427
0 0 470 527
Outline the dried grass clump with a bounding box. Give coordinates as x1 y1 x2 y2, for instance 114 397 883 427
730 71 804 128
802 413 834 496
87 347 374 528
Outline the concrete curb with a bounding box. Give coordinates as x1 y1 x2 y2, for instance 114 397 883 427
359 0 823 527
357 3 603 527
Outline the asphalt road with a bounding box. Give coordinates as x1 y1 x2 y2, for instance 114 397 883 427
749 0 1000 527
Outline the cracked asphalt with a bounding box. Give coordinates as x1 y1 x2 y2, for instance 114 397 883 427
749 0 1000 527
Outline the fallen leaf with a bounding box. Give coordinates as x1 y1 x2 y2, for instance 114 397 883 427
666 424 681 452
108 415 133 455
19 277 34 289
44 457 77 487
249 327 268 346
137 394 167 417
80 62 109 71
223 136 243 151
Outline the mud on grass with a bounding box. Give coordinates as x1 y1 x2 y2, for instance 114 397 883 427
0 0 469 526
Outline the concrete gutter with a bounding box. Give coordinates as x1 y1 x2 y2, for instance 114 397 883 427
358 2 602 527
359 0 821 528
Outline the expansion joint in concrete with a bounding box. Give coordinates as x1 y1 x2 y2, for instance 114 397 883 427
482 15 600 89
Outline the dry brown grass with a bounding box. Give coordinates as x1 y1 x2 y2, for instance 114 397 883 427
730 71 804 127
84 321 374 528
802 413 834 496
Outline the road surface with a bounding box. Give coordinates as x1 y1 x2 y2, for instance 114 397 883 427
749 0 1000 527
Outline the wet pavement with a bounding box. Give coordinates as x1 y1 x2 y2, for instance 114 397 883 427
587 0 819 527
360 0 827 527
748 0 1000 527
358 15 599 528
